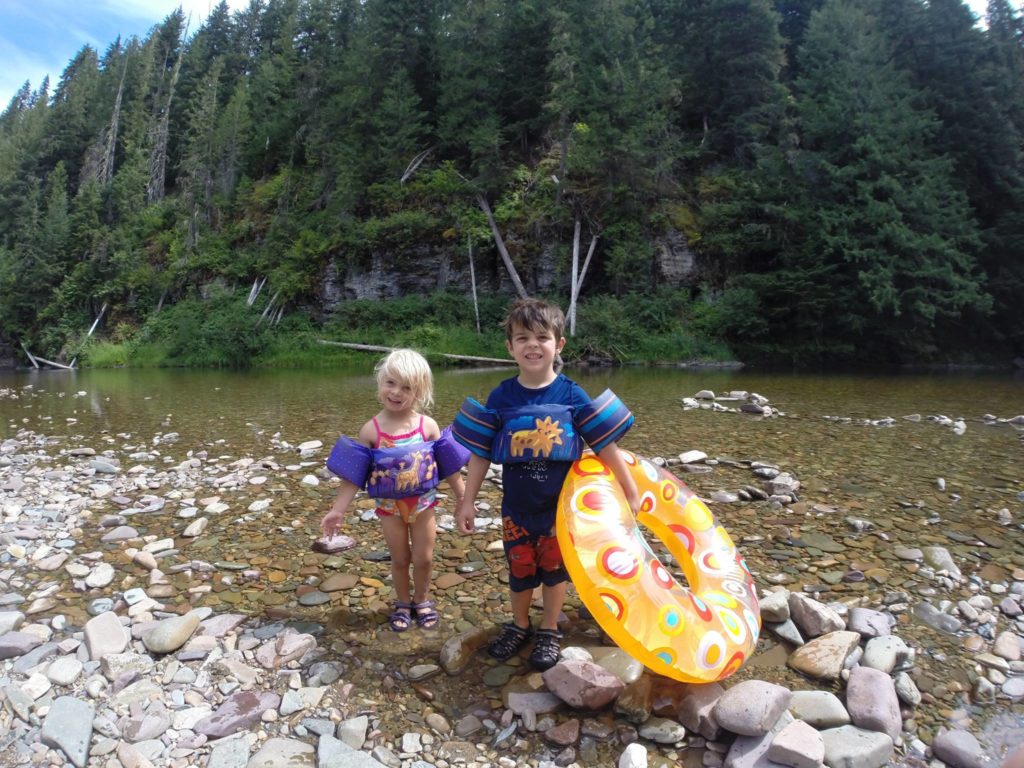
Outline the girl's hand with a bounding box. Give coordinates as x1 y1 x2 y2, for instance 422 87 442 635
321 509 345 537
454 498 476 534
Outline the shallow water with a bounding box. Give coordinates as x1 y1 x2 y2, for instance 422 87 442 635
2 364 1023 758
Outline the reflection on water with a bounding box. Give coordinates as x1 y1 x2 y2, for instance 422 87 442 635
7 365 1020 512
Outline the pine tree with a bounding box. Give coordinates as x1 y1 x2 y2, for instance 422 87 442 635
789 0 989 358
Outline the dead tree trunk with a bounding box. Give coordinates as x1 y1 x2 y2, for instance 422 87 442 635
568 220 598 336
476 194 529 299
147 45 184 203
468 237 481 333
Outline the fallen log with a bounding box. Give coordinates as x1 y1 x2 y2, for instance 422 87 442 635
317 340 515 366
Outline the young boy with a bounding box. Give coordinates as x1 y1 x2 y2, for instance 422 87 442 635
453 298 639 670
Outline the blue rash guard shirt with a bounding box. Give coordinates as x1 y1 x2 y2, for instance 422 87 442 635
485 373 592 533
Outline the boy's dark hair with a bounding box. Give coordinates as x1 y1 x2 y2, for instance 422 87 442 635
502 298 565 341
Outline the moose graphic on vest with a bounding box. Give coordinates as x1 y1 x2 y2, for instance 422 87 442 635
509 416 565 458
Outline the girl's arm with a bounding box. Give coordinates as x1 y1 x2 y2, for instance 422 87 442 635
321 479 359 536
454 454 490 533
321 419 376 535
598 442 640 516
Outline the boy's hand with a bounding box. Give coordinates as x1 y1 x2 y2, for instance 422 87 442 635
454 498 476 534
624 489 642 517
321 509 345 537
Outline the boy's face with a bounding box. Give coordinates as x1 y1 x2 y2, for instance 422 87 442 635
506 323 565 380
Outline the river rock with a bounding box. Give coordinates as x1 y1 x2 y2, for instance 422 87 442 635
713 680 792 737
993 630 1021 661
543 659 626 709
40 696 94 767
787 631 861 680
847 607 892 638
85 561 115 588
759 590 790 622
141 611 200 653
820 725 894 768
0 610 25 635
0 631 42 659
84 611 129 660
861 635 912 673
194 690 281 739
768 719 824 768
845 666 901 741
247 737 314 767
788 690 850 728
922 546 962 579
440 626 490 674
789 593 845 637
932 727 987 768
676 681 724 740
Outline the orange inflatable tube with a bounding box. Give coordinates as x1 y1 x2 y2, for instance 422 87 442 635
557 450 760 684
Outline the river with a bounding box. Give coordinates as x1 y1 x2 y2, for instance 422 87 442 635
1 364 1022 761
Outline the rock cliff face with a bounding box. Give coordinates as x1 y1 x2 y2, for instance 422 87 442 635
318 228 700 315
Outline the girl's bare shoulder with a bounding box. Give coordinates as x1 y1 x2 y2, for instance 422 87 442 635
356 418 379 447
421 414 442 441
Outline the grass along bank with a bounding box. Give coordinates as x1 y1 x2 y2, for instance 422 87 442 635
78 289 735 369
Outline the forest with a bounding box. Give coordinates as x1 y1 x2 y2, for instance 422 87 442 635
0 0 1022 367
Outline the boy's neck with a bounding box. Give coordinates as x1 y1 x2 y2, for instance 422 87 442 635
517 370 558 389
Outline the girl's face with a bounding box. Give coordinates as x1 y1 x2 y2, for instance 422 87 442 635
506 323 565 383
378 373 417 414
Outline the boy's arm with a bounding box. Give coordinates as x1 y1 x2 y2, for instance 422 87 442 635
454 454 490 533
597 443 640 516
444 469 466 507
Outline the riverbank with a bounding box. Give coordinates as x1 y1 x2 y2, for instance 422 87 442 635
21 290 733 371
1 381 1022 767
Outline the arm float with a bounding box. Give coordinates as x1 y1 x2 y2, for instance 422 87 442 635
452 398 499 459
325 430 470 499
325 437 372 488
434 426 471 479
575 389 634 453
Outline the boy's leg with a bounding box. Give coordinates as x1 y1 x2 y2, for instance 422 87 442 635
509 587 532 630
409 508 437 603
539 580 567 631
380 515 412 604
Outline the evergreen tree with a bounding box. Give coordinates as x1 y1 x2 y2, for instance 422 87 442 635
787 0 989 359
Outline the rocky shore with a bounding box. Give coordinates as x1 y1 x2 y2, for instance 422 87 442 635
1 384 1023 767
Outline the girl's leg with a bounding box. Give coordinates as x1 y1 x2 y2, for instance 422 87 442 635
409 508 437 604
380 515 412 604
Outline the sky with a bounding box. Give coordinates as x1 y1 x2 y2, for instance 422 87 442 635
0 0 999 109
0 0 245 106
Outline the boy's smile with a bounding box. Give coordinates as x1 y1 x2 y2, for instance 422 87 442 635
506 325 565 387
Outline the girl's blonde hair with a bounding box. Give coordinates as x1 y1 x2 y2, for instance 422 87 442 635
374 348 434 412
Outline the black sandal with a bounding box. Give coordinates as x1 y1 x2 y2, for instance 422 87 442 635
389 602 413 632
488 622 532 661
413 600 439 629
530 628 563 670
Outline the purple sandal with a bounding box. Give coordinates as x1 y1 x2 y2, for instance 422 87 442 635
389 602 413 632
413 600 439 629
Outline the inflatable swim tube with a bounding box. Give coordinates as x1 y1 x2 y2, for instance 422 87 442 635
557 450 760 684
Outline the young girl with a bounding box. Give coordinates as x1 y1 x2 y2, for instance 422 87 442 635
321 349 467 631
